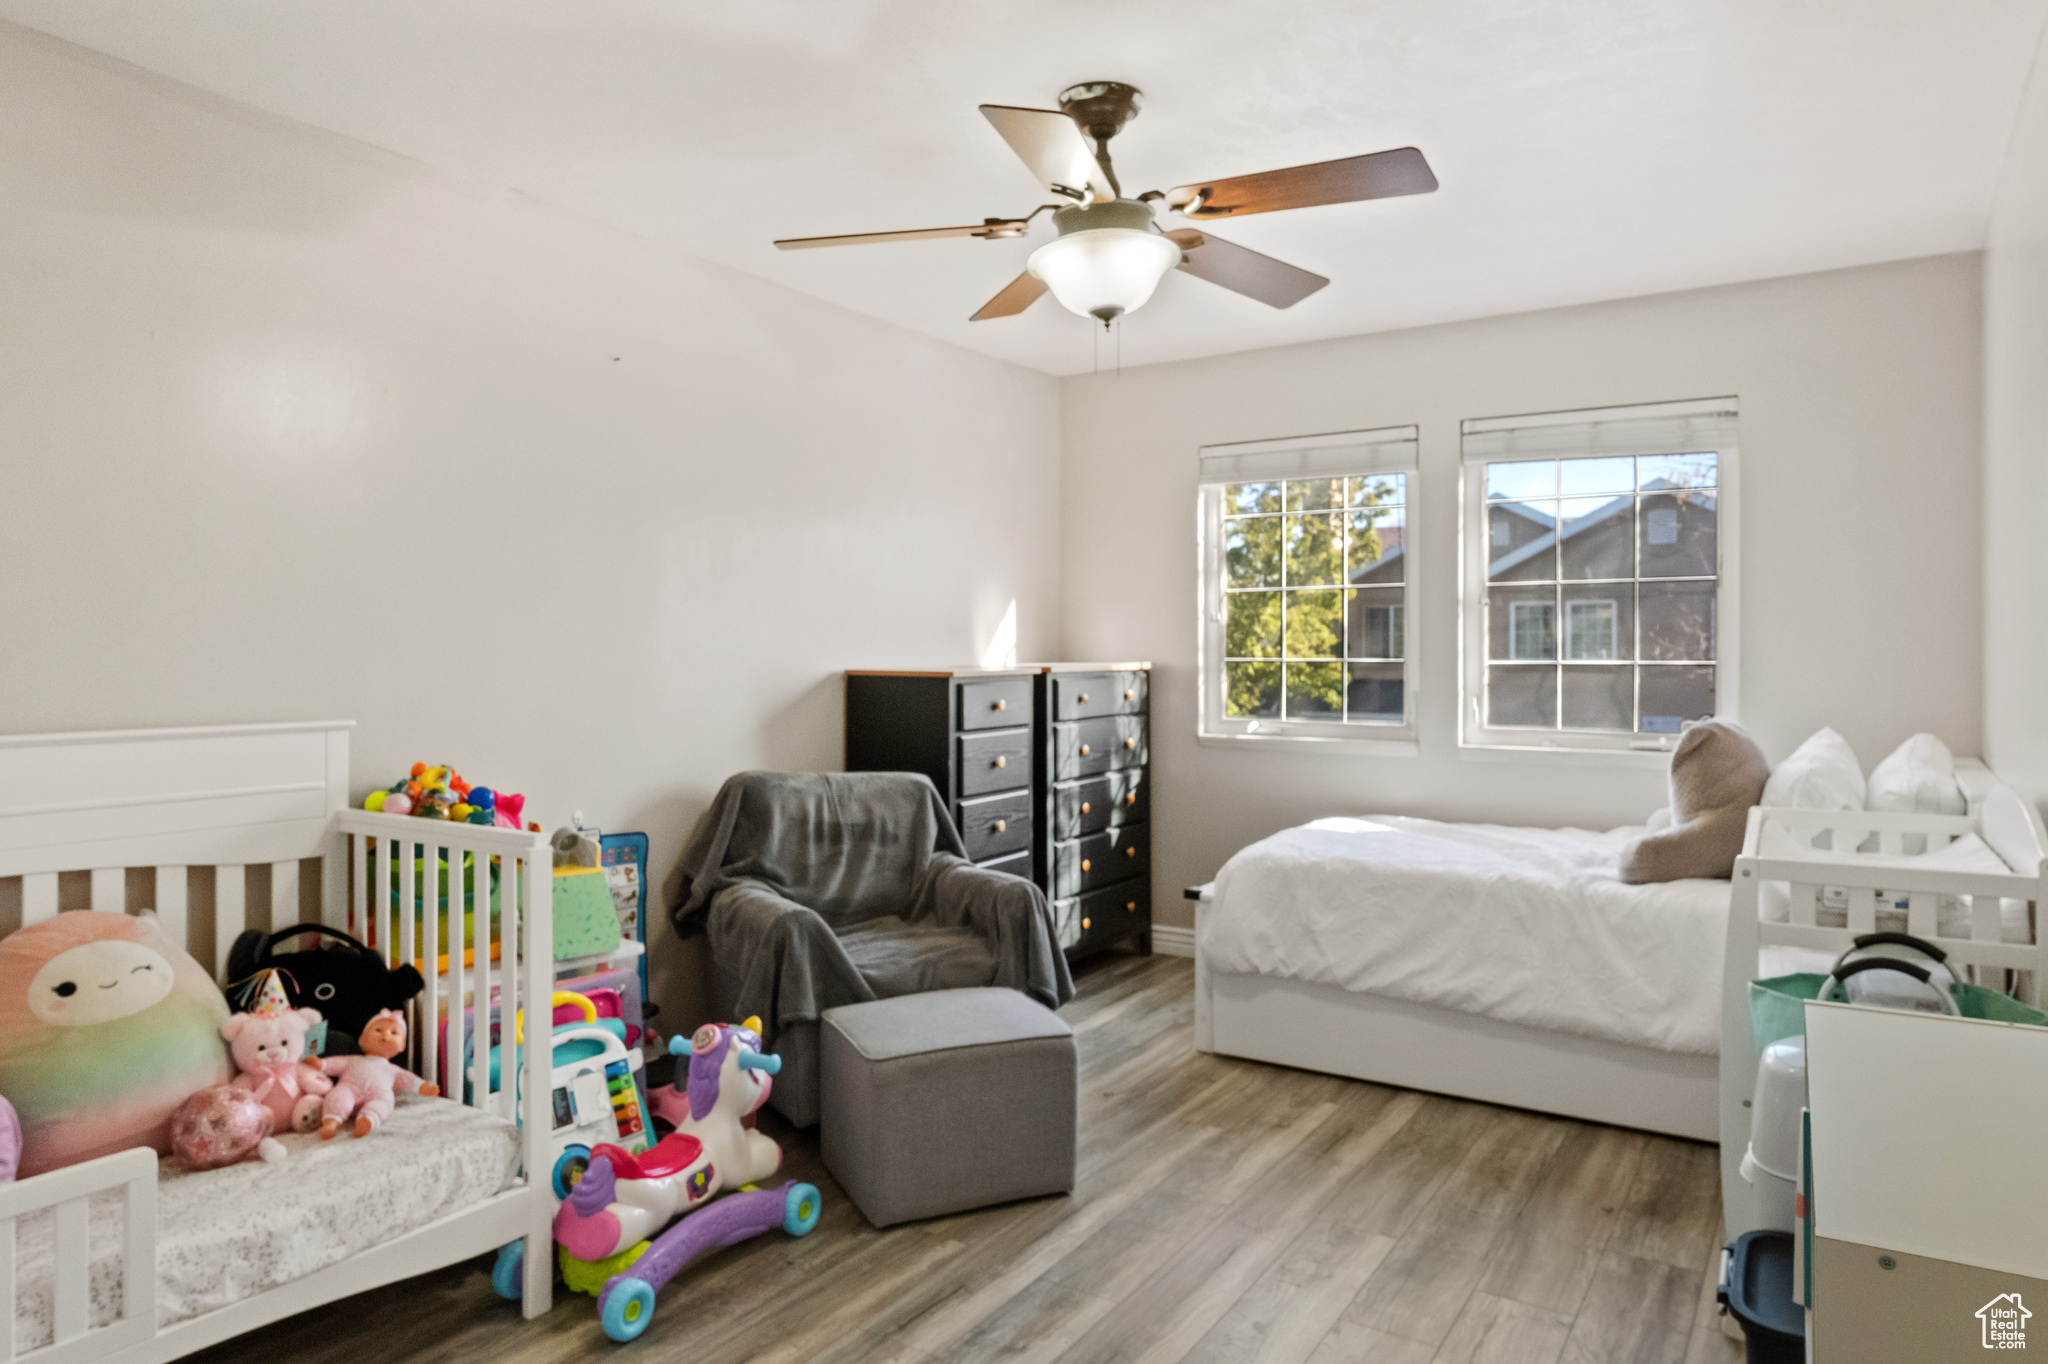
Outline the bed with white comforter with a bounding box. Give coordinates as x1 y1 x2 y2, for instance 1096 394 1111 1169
1201 814 1826 1056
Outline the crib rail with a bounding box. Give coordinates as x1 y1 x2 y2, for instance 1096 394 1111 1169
1740 805 2045 998
333 811 552 1129
0 1149 155 1364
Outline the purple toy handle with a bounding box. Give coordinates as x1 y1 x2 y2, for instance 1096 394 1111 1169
599 1183 809 1306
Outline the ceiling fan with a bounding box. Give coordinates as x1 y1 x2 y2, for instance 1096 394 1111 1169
774 81 1437 326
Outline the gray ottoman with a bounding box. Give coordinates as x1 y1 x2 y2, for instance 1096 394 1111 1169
820 987 1076 1228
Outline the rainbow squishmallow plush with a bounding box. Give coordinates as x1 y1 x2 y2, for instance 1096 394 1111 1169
0 912 231 1178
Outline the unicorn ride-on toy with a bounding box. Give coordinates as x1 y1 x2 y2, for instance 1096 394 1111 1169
551 1019 784 1262
491 1017 819 1329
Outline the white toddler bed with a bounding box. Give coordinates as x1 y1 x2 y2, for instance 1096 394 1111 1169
0 722 557 1364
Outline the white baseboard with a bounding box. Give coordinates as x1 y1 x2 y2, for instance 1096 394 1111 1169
1149 923 1195 958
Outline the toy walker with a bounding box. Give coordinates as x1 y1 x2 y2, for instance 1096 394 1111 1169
492 1018 820 1339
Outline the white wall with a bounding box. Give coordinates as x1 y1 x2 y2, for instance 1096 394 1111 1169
1062 254 1985 928
1983 19 2048 811
0 28 1062 1018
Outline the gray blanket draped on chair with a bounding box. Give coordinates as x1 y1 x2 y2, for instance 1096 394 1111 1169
665 770 1073 1126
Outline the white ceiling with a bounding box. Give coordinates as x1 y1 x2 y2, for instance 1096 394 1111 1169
5 0 2044 376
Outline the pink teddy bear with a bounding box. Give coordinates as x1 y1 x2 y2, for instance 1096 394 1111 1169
221 1005 333 1135
320 1009 438 1139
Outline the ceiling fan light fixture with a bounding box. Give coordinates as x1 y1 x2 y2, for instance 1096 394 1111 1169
1027 223 1180 323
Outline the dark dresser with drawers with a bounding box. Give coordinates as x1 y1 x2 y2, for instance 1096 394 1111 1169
1038 663 1151 958
843 663 1152 959
844 668 1042 884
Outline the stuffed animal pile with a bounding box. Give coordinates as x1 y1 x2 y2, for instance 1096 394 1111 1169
0 915 454 1181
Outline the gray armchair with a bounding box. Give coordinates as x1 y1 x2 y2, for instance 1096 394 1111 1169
665 771 1073 1126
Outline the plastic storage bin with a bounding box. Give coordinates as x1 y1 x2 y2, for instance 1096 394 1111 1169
1718 1230 1803 1363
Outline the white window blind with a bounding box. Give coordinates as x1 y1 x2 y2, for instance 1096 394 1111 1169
1198 425 1418 485
1461 398 1737 461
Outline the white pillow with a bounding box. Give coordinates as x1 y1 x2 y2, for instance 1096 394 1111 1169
1868 734 1965 815
1980 784 2042 878
1761 727 1865 811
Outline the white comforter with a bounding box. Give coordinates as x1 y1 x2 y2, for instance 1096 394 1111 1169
1202 815 1755 1055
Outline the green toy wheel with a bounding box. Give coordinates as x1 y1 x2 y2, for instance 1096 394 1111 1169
785 1182 822 1236
601 1277 658 1342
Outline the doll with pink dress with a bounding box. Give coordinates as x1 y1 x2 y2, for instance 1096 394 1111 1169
320 1009 438 1138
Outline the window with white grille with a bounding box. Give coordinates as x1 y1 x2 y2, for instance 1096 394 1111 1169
1460 399 1738 754
1199 426 1418 748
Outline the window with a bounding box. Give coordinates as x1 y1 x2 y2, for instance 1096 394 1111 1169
1564 599 1617 660
1199 426 1418 747
1460 398 1738 753
1508 601 1555 660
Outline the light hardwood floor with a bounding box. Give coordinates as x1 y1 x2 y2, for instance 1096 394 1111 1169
190 953 1741 1364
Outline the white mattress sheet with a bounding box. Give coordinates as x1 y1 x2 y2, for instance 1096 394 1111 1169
14 1097 518 1351
1201 815 1833 1056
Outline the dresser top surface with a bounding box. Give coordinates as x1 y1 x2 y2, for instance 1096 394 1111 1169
845 667 1039 678
1031 662 1153 673
846 663 1150 678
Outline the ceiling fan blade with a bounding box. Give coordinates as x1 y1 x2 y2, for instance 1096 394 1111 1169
1165 228 1328 309
775 219 1029 250
969 271 1049 321
1167 147 1437 219
979 105 1116 204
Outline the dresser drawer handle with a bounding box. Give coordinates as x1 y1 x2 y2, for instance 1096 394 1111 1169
1078 693 1090 704
1081 917 1091 930
1126 792 1137 805
1124 689 1135 701
1080 802 1091 815
993 755 1007 768
1081 858 1091 872
1127 901 1137 912
993 819 1007 833
1126 846 1137 857
1079 744 1091 756
1124 738 1136 750
993 698 1007 711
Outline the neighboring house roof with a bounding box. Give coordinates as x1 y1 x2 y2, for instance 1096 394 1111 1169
1488 495 1627 578
1484 482 1716 579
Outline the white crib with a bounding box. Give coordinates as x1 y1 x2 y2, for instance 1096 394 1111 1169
0 722 556 1364
1720 758 2048 1240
